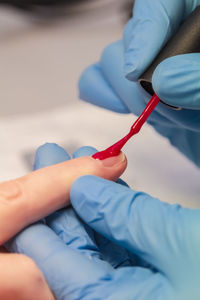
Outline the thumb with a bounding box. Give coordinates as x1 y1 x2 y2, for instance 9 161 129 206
153 54 200 109
0 147 127 245
70 175 200 283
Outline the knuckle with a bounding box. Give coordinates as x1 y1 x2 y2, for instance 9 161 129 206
0 180 25 204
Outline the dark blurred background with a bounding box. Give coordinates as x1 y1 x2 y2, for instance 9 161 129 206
0 0 132 20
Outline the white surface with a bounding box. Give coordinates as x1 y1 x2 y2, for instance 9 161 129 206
0 3 200 209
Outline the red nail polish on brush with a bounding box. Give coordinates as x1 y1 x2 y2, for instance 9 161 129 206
93 7 200 160
93 94 160 160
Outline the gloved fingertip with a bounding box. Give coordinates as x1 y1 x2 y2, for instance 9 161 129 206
36 143 63 152
34 143 70 170
78 65 98 102
124 51 144 82
124 68 139 82
153 54 200 109
72 146 97 159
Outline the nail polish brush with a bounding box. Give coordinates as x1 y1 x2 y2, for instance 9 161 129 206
93 6 200 160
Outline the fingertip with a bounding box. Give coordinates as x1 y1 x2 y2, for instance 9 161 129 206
94 152 127 182
34 143 70 170
71 151 127 207
97 151 126 167
65 152 126 212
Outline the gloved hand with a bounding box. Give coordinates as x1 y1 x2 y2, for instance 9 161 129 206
6 144 131 300
7 148 200 299
79 0 200 166
70 175 200 300
6 143 200 299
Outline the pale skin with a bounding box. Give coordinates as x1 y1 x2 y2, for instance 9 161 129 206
0 152 127 299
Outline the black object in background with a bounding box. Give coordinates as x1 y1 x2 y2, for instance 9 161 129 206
0 0 89 13
0 0 84 5
0 0 133 20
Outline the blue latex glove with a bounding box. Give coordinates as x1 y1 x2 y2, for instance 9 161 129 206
69 175 200 299
6 143 134 300
6 144 200 299
79 0 200 166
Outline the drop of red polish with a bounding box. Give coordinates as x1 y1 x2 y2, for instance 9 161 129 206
92 94 160 160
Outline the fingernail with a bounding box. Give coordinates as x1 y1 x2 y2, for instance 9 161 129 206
100 152 126 167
